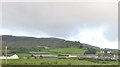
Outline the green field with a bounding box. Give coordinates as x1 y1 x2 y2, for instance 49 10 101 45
29 52 52 54
1 59 118 65
15 48 86 58
49 48 86 55
16 53 31 57
1 47 118 65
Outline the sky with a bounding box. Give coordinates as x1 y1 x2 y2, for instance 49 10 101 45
1 2 118 49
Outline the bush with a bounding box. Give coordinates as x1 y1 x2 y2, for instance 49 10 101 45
67 62 71 65
54 61 58 64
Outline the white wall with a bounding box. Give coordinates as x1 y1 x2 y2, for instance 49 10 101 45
0 54 19 59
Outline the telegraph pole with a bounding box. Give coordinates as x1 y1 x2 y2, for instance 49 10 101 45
5 46 7 65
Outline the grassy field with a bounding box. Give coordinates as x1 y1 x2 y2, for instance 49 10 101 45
1 48 118 65
1 59 118 65
16 48 86 58
29 52 52 54
49 48 85 55
16 53 31 57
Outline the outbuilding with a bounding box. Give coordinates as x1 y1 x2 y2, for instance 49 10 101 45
31 54 58 58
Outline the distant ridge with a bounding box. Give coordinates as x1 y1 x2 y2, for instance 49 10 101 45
0 35 105 50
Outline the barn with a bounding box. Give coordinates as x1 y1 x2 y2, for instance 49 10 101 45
31 54 58 58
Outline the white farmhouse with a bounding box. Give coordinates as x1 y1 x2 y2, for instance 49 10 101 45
111 55 118 60
68 54 77 58
0 54 19 59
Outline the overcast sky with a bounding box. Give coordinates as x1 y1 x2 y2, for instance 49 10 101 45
1 2 118 49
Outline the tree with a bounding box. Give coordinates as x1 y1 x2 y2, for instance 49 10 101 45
84 48 96 54
79 44 83 48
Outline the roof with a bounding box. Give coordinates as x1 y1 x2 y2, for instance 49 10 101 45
84 54 97 56
32 54 57 57
68 55 77 57
0 54 19 59
82 54 98 58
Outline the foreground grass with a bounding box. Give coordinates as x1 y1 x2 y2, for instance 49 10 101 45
2 59 118 65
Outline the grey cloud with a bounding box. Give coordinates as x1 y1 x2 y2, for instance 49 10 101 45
2 2 118 41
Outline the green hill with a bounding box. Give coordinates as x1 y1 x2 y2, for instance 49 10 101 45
1 35 119 56
1 35 100 50
6 35 119 56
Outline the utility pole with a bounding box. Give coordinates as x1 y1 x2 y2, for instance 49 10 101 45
5 46 7 65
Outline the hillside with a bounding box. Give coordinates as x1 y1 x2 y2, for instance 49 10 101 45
1 35 100 50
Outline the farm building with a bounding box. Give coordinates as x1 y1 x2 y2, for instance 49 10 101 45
112 55 118 59
0 54 19 59
79 53 118 60
99 54 118 60
100 50 112 54
58 54 78 59
31 54 58 58
68 54 77 59
80 54 98 59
